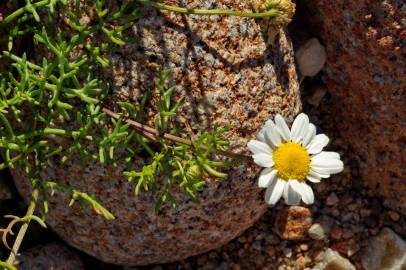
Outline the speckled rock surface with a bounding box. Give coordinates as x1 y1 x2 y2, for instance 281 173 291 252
16 242 85 270
12 0 301 266
298 0 406 213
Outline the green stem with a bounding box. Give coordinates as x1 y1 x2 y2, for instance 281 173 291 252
139 0 279 18
1 0 50 25
0 261 16 270
0 154 22 170
15 128 68 141
6 188 39 266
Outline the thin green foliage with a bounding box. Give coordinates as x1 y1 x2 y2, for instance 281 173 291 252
0 0 234 215
43 181 115 220
0 0 145 220
124 69 233 209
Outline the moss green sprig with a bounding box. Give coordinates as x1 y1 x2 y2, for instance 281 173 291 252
42 181 115 220
1 0 66 25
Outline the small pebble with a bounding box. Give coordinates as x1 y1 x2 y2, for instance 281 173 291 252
388 211 400 221
326 193 339 206
313 248 356 270
308 223 326 240
296 255 312 268
275 206 313 241
359 208 371 218
299 243 309 251
266 246 276 257
283 248 292 258
331 227 344 240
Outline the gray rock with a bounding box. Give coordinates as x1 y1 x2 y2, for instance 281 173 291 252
16 242 84 270
12 0 301 266
296 38 326 77
361 227 406 270
312 249 355 270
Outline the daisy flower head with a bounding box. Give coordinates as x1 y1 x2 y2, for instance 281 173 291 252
247 113 343 206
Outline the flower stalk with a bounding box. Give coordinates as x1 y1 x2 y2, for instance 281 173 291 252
6 188 39 266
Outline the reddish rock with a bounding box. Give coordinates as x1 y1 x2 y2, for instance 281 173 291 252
275 206 312 241
298 0 406 213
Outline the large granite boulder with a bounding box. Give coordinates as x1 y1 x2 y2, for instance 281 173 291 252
298 0 406 213
12 0 301 265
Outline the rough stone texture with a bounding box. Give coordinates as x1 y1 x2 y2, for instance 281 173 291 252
275 206 312 241
12 0 301 266
298 0 406 213
361 227 406 270
16 242 85 270
313 249 356 270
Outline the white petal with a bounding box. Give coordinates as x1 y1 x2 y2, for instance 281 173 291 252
306 174 321 183
302 123 316 147
247 140 272 155
312 151 341 160
309 169 330 179
289 180 315 204
283 182 301 205
301 183 315 204
311 158 344 174
265 179 285 205
264 123 282 148
256 130 266 142
253 153 274 168
290 113 310 142
274 114 290 141
258 168 278 188
257 119 274 142
264 118 275 128
306 134 329 154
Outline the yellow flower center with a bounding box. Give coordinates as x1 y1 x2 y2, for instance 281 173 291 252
273 142 310 181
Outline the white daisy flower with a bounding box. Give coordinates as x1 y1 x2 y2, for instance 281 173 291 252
247 113 343 206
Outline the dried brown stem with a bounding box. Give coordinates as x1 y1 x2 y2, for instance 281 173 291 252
102 107 249 159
